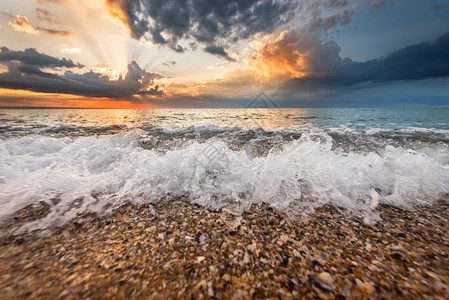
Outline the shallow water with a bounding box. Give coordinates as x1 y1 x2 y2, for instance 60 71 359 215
0 108 448 229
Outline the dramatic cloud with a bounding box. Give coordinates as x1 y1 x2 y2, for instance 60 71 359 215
0 47 82 68
269 30 449 96
0 47 165 99
8 14 72 36
251 29 341 80
204 45 235 62
183 29 449 103
105 0 297 52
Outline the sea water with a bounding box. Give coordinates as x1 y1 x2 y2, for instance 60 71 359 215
0 108 448 229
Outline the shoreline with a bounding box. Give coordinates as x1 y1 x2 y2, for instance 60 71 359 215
1 201 448 299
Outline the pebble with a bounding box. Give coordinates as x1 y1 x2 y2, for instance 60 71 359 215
356 279 375 295
279 234 289 244
308 274 335 292
365 243 372 251
292 249 300 257
207 283 214 297
1 200 448 299
318 272 334 285
222 274 231 282
195 280 207 290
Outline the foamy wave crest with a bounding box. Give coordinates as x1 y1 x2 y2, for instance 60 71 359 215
0 129 448 231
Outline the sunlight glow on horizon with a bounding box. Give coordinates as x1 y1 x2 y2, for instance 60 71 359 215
0 89 161 109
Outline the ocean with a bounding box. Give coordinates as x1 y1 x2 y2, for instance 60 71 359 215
0 108 448 229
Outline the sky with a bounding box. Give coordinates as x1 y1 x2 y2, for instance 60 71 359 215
0 0 448 108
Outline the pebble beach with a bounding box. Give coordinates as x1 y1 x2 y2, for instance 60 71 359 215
1 200 448 299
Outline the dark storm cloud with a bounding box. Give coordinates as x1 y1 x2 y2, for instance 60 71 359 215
105 0 297 52
204 45 235 62
281 30 449 93
0 47 82 68
0 47 165 99
137 85 164 95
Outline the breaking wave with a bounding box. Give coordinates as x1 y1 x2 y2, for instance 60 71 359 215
1 127 448 231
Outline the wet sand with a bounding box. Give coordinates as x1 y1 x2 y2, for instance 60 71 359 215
1 200 448 299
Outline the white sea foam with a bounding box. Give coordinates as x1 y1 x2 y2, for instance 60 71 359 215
0 129 448 231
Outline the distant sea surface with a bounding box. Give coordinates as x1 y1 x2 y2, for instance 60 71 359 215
1 108 448 229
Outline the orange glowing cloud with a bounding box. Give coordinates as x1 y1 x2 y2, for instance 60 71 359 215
8 15 72 37
0 64 8 73
251 30 307 80
105 0 133 36
250 29 342 81
160 29 345 100
9 15 39 34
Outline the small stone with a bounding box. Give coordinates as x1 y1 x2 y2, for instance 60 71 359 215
58 289 71 297
286 280 295 292
113 265 123 272
157 233 165 240
391 250 406 261
356 279 375 295
310 259 322 268
308 274 334 292
318 272 334 285
222 274 231 282
13 237 24 245
195 280 207 290
279 235 290 244
197 256 205 263
207 283 214 297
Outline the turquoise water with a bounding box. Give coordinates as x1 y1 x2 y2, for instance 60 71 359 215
1 108 448 135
